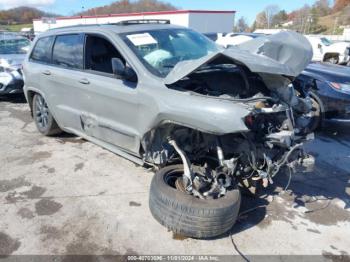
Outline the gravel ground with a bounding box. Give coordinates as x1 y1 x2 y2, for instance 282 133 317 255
0 95 349 259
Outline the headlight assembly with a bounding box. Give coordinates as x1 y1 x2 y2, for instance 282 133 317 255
330 82 350 94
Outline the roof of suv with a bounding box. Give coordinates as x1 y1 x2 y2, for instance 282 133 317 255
40 23 185 37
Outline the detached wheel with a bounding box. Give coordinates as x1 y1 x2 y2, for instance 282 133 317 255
149 165 241 239
33 94 62 136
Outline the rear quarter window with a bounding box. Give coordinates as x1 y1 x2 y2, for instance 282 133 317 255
30 36 55 63
52 34 84 69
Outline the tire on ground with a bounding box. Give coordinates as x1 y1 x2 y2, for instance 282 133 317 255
32 94 62 136
149 164 241 239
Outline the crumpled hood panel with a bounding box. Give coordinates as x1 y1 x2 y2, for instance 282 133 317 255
165 31 313 85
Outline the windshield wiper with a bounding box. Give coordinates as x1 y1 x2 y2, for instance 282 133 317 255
162 64 176 68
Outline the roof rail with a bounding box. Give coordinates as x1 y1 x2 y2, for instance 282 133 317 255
115 19 170 25
49 24 101 30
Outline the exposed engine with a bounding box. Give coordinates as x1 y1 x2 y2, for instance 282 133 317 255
141 63 315 199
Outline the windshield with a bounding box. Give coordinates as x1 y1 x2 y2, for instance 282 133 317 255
0 38 30 54
120 28 219 77
320 37 333 46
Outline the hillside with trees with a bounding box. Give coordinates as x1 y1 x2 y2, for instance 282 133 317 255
77 0 178 16
0 0 177 28
236 0 350 34
0 6 57 25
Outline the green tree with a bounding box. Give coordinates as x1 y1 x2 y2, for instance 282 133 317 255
272 10 288 27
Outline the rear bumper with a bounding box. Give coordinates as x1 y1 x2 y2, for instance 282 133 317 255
325 106 350 125
326 117 350 124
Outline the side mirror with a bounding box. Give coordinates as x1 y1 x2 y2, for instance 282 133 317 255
111 57 137 81
317 43 322 49
112 57 126 79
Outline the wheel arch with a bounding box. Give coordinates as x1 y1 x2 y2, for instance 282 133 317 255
323 52 340 63
309 90 326 127
139 121 218 166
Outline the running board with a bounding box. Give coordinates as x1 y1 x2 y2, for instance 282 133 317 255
63 128 144 166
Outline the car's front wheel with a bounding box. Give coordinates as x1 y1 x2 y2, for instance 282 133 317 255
149 165 241 239
32 94 62 136
306 92 323 132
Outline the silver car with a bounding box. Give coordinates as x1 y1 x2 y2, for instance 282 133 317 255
0 34 30 95
23 21 315 238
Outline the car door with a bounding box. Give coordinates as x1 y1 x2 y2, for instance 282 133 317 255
25 35 56 104
41 33 88 132
77 33 140 154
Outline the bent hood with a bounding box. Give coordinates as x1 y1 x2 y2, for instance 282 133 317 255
165 31 313 85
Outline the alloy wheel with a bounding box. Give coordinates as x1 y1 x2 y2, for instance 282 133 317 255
35 95 49 129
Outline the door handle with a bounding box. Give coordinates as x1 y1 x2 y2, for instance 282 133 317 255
79 78 90 85
42 70 51 75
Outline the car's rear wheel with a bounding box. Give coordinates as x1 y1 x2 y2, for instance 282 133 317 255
324 54 339 64
149 165 241 239
32 94 62 136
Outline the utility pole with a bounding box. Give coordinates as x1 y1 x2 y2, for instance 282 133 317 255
82 6 86 24
306 15 312 34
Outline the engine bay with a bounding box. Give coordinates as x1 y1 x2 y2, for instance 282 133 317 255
143 62 315 199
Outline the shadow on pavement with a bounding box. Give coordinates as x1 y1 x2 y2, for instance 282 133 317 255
319 120 350 139
228 160 350 237
0 94 27 104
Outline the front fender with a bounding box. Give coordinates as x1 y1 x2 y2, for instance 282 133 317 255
140 88 251 136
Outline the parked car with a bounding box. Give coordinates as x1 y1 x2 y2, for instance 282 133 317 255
305 35 350 65
216 32 261 48
0 34 30 95
203 32 225 42
23 21 315 238
293 62 350 130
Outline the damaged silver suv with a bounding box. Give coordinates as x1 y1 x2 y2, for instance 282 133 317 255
23 20 315 238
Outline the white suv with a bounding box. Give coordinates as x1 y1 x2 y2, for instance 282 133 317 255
306 35 350 65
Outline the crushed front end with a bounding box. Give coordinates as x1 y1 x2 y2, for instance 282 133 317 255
142 30 316 198
221 94 316 194
142 92 316 197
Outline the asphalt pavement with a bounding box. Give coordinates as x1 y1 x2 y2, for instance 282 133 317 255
0 95 349 259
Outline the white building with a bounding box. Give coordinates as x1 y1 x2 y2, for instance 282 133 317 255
254 29 289 35
33 10 236 34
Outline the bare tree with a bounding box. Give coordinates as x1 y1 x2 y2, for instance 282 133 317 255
264 5 280 28
255 11 268 28
313 0 331 16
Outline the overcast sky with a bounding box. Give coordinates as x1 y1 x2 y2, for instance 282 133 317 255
0 0 320 24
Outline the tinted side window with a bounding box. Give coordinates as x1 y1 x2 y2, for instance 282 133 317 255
30 36 55 63
52 34 83 69
85 35 125 74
